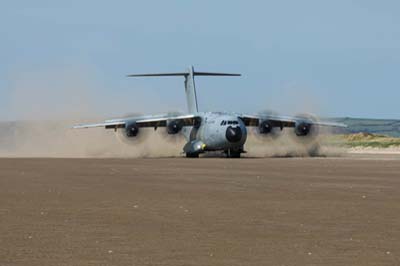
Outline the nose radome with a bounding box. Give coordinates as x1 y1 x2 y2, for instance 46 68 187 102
226 126 242 143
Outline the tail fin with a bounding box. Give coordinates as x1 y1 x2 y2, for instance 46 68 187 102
185 66 198 113
127 66 240 113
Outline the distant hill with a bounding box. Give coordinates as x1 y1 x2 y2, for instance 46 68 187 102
328 117 400 137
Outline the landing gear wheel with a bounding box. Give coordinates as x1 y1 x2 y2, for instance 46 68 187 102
226 149 241 158
186 153 199 158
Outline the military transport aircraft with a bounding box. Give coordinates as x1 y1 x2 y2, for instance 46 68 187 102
73 66 346 158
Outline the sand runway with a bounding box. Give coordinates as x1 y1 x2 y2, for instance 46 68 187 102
0 156 399 265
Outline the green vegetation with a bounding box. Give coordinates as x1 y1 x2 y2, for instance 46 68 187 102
325 133 400 148
322 117 400 148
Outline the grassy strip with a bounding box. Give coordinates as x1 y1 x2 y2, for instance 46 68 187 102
323 133 400 148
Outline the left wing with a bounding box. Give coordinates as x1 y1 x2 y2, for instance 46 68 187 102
73 114 200 130
238 114 347 128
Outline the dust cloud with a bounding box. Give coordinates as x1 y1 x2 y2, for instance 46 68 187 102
0 121 184 158
0 67 183 158
0 67 342 158
245 128 344 158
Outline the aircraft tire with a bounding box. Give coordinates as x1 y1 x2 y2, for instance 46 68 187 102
226 149 241 158
186 153 199 158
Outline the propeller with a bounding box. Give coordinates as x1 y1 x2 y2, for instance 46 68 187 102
293 113 319 138
290 113 321 155
157 111 186 143
115 112 149 145
251 110 281 140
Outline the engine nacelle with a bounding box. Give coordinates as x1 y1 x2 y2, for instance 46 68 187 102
125 123 139 137
259 120 273 134
167 120 183 135
295 122 312 136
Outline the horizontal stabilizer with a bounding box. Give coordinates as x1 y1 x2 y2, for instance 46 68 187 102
193 72 240 76
127 72 187 77
127 71 241 77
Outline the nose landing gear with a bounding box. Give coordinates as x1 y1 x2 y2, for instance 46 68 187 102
186 153 200 158
183 140 206 158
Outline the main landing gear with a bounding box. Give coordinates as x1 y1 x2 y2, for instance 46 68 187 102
185 148 244 158
225 149 242 158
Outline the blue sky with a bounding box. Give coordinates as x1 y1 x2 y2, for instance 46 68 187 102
1 0 399 120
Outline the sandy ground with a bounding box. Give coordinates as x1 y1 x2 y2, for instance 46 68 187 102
0 156 400 266
347 147 400 154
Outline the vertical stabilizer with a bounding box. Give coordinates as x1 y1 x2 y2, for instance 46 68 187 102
184 66 199 113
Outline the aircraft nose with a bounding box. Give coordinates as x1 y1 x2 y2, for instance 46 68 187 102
226 126 243 143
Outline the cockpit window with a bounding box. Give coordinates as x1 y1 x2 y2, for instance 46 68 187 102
221 120 238 126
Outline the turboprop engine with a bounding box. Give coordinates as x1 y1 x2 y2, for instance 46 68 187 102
292 113 320 138
116 122 145 144
125 122 140 137
293 114 320 138
294 122 311 136
252 110 281 139
259 120 274 134
166 119 183 134
252 119 280 140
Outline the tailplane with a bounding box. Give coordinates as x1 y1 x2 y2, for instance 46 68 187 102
127 66 241 113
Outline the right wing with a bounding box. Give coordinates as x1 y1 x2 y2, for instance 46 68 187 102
238 114 347 128
72 114 200 130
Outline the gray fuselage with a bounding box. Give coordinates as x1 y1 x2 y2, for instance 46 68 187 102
181 112 247 152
